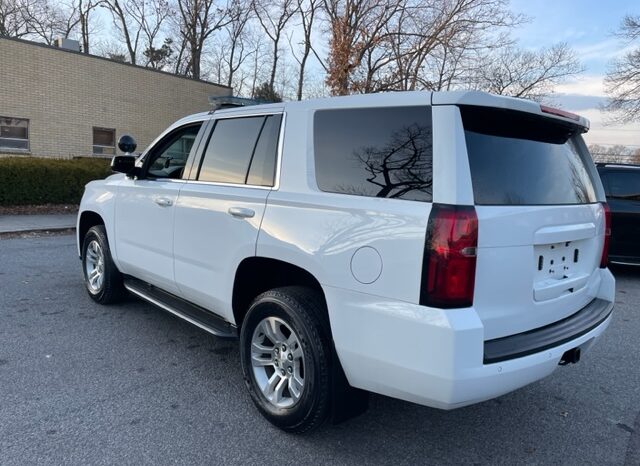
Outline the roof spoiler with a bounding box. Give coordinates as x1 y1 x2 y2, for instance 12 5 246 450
432 91 590 130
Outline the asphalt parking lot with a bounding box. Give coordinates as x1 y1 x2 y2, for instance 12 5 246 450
1 233 638 465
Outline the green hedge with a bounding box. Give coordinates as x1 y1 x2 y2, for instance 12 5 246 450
0 157 112 206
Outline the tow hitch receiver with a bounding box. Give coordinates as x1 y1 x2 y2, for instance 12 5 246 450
559 347 581 365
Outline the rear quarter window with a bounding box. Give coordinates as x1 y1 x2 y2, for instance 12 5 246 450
314 106 433 202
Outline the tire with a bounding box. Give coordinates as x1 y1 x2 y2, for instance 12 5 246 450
240 286 332 433
82 225 124 304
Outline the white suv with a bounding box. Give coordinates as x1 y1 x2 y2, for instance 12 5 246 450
77 91 615 432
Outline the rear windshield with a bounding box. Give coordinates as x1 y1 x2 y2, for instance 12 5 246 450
461 106 597 205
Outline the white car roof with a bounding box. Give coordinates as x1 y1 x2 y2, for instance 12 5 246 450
180 90 589 130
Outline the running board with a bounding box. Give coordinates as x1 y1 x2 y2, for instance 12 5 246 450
123 277 237 339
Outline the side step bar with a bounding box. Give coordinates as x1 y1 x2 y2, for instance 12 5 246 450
123 277 237 339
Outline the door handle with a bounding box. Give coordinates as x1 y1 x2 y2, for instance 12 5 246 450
228 207 255 219
154 197 173 207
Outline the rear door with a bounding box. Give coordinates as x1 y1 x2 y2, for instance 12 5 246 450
601 169 640 262
172 112 283 322
457 106 607 340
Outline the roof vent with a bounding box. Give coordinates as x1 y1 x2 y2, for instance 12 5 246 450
54 38 80 52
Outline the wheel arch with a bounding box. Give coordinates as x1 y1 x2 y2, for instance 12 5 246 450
232 257 329 329
78 210 105 257
233 256 370 424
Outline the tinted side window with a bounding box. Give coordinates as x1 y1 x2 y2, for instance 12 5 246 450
199 116 265 184
314 106 433 202
247 114 282 186
147 123 202 179
608 171 640 200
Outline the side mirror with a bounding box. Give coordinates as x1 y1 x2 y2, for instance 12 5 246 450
111 155 137 175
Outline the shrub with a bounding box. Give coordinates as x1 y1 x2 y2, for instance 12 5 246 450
0 157 112 206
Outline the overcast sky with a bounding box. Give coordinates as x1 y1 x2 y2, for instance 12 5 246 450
510 0 640 148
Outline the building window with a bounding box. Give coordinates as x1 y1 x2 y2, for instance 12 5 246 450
0 117 29 151
93 127 116 155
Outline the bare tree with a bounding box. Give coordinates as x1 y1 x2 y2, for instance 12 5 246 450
288 0 319 99
221 0 252 87
323 0 401 95
74 0 99 53
135 0 172 54
173 0 232 79
100 0 171 65
474 43 583 101
247 33 270 96
323 0 521 95
589 144 640 164
389 0 520 92
604 15 640 123
101 0 141 63
0 0 73 43
1 0 29 37
252 0 298 93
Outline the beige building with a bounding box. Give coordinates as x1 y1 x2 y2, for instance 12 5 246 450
0 37 231 158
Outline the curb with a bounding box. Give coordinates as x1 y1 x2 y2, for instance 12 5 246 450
0 226 76 238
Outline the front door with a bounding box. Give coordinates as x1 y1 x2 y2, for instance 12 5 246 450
114 121 207 295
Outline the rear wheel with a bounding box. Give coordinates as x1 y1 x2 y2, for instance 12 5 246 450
82 225 124 304
240 287 332 433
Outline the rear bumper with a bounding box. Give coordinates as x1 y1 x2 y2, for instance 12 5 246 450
325 268 615 409
483 297 612 364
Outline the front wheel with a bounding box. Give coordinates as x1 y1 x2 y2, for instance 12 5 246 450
240 286 332 433
82 225 124 304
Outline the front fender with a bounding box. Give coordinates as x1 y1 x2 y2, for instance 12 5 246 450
77 176 122 262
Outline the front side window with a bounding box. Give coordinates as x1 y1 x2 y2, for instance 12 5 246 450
93 127 116 155
146 123 202 179
0 117 29 151
198 114 282 186
313 106 433 202
607 171 640 200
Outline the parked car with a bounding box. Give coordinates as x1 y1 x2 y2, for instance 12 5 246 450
77 91 615 433
596 163 640 265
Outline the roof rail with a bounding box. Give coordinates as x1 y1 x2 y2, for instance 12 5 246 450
208 96 268 113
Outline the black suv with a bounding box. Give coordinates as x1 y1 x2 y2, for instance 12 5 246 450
597 163 640 265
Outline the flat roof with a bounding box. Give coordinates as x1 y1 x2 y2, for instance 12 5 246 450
0 36 231 89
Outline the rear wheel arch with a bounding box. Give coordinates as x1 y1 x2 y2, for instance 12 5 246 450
232 257 329 329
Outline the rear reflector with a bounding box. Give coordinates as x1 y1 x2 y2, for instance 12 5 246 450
420 204 478 308
540 105 580 122
600 202 611 268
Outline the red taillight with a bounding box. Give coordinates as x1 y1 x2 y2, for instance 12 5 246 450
420 204 478 308
600 202 611 268
540 104 581 121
